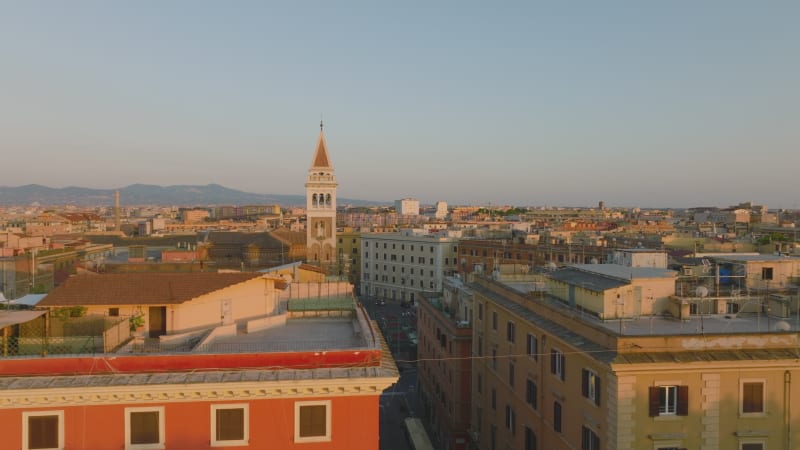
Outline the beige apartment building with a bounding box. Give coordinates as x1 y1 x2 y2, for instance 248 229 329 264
470 275 800 450
360 229 459 303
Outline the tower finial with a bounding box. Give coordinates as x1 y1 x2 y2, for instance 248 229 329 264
320 114 324 131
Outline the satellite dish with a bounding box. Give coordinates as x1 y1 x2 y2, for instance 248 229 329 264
695 286 708 298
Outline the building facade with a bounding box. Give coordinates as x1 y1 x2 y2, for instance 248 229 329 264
395 198 420 216
360 229 459 304
469 275 800 450
306 121 338 264
1 275 398 449
418 277 473 450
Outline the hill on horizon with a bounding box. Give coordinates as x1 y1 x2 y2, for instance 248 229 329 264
0 183 376 207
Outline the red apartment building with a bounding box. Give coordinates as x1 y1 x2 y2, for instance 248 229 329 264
417 282 473 450
0 275 397 449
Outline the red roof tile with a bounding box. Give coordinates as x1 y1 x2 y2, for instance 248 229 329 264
39 272 264 306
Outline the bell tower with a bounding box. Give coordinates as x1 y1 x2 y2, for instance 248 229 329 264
305 121 338 264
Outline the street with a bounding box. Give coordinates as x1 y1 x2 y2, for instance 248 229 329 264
359 295 421 450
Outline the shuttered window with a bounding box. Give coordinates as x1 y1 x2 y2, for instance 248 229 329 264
648 386 688 417
26 414 60 450
742 382 764 414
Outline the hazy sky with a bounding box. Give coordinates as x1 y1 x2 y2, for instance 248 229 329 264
1 2 798 208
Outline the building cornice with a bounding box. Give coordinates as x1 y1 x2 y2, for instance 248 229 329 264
0 375 397 410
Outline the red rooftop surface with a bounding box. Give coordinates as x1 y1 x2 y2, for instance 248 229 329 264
0 349 382 377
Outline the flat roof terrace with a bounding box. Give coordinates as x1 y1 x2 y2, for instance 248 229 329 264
205 318 364 353
593 312 800 336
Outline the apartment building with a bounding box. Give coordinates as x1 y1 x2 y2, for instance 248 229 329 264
470 275 800 450
360 229 459 304
395 198 420 216
457 239 612 275
1 276 398 449
418 276 473 450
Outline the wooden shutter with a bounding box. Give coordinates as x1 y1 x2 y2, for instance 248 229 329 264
594 375 601 406
581 369 589 397
648 386 660 417
561 354 566 381
299 404 327 437
28 415 59 449
130 411 160 444
550 351 556 374
677 385 689 416
216 408 244 441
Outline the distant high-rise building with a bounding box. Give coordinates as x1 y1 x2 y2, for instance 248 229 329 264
435 201 448 219
305 121 338 263
395 198 420 216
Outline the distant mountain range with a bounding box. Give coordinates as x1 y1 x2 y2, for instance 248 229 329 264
0 184 374 207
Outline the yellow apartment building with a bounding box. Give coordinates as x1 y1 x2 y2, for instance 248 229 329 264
470 275 800 450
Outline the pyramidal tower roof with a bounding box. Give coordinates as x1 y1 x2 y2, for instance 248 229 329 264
310 120 333 170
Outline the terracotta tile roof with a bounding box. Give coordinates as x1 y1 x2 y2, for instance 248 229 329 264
39 272 264 306
299 263 326 274
311 129 332 168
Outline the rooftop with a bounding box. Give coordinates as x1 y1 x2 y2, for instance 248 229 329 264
39 272 265 306
711 254 800 262
570 264 677 280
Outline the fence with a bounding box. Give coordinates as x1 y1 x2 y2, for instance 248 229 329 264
103 316 131 352
1 313 131 357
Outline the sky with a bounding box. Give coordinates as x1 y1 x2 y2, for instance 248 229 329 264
1 2 798 209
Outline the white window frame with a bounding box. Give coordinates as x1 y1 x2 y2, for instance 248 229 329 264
659 385 678 415
740 378 767 416
551 348 564 380
294 400 332 443
125 406 165 450
526 333 537 360
586 369 598 403
22 410 64 450
211 403 249 447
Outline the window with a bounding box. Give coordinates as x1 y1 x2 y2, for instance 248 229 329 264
741 443 764 450
504 405 516 434
109 308 119 317
741 381 765 414
582 369 601 406
477 336 483 356
492 348 497 370
553 401 562 432
526 379 537 410
508 361 515 387
125 406 164 449
492 311 498 331
761 267 773 280
551 349 565 381
295 400 331 443
526 334 538 360
491 388 496 410
477 373 483 394
506 321 516 343
211 404 248 447
581 426 600 450
23 411 63 450
649 385 688 416
478 303 483 320
524 427 537 450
